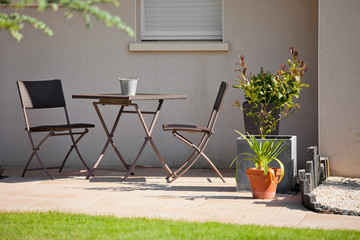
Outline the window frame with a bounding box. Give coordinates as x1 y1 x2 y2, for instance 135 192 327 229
139 0 224 41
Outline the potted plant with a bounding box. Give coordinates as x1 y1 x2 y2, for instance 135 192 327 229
233 47 309 135
230 131 286 199
232 47 308 195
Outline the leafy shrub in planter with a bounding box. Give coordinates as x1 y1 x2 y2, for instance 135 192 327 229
233 47 309 136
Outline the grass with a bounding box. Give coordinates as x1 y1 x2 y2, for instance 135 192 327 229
0 211 359 239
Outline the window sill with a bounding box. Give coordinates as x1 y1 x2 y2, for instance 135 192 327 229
129 42 229 52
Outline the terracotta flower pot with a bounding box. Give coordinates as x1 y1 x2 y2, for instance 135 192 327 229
245 168 281 199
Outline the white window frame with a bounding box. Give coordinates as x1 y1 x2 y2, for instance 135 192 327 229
140 0 224 41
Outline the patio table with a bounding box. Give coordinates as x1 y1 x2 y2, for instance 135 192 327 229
72 93 187 181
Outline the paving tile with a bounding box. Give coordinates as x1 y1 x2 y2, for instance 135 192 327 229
235 205 284 218
109 196 156 208
211 208 249 224
159 207 221 221
275 205 311 217
153 199 205 209
235 215 306 228
27 189 83 199
29 194 105 210
199 198 256 210
297 212 360 230
0 195 45 211
75 195 131 213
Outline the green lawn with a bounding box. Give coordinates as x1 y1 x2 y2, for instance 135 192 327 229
0 211 359 240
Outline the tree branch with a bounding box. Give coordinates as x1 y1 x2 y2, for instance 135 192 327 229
0 0 133 41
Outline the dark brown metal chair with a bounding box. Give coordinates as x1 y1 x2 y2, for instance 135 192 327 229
162 81 229 183
17 79 95 179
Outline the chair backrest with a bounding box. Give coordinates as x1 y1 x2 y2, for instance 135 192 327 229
207 81 229 131
213 81 229 112
17 79 66 109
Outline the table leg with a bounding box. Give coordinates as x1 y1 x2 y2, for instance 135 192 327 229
121 100 173 181
148 137 173 175
121 137 149 181
86 103 129 179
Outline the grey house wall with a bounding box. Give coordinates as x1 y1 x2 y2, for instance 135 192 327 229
319 0 360 177
0 0 318 172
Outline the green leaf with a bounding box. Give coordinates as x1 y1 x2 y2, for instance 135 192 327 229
51 3 59 11
64 11 73 19
37 0 48 11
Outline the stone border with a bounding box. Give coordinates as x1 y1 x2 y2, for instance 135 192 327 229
298 146 329 211
299 147 360 216
318 206 360 216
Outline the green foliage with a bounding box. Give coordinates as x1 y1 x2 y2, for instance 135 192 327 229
0 0 134 41
233 47 309 136
0 211 359 239
230 130 286 183
0 12 53 40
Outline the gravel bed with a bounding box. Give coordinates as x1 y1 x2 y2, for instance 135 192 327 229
312 176 360 216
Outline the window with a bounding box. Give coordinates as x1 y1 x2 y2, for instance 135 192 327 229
140 0 223 41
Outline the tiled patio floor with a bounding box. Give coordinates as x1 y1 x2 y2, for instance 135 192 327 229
1 167 360 230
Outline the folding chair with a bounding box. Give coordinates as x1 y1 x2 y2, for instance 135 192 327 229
162 81 229 183
17 79 95 179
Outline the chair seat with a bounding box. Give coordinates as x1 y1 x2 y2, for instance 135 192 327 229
29 123 95 132
162 124 210 133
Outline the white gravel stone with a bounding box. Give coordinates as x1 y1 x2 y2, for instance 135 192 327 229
312 177 360 213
